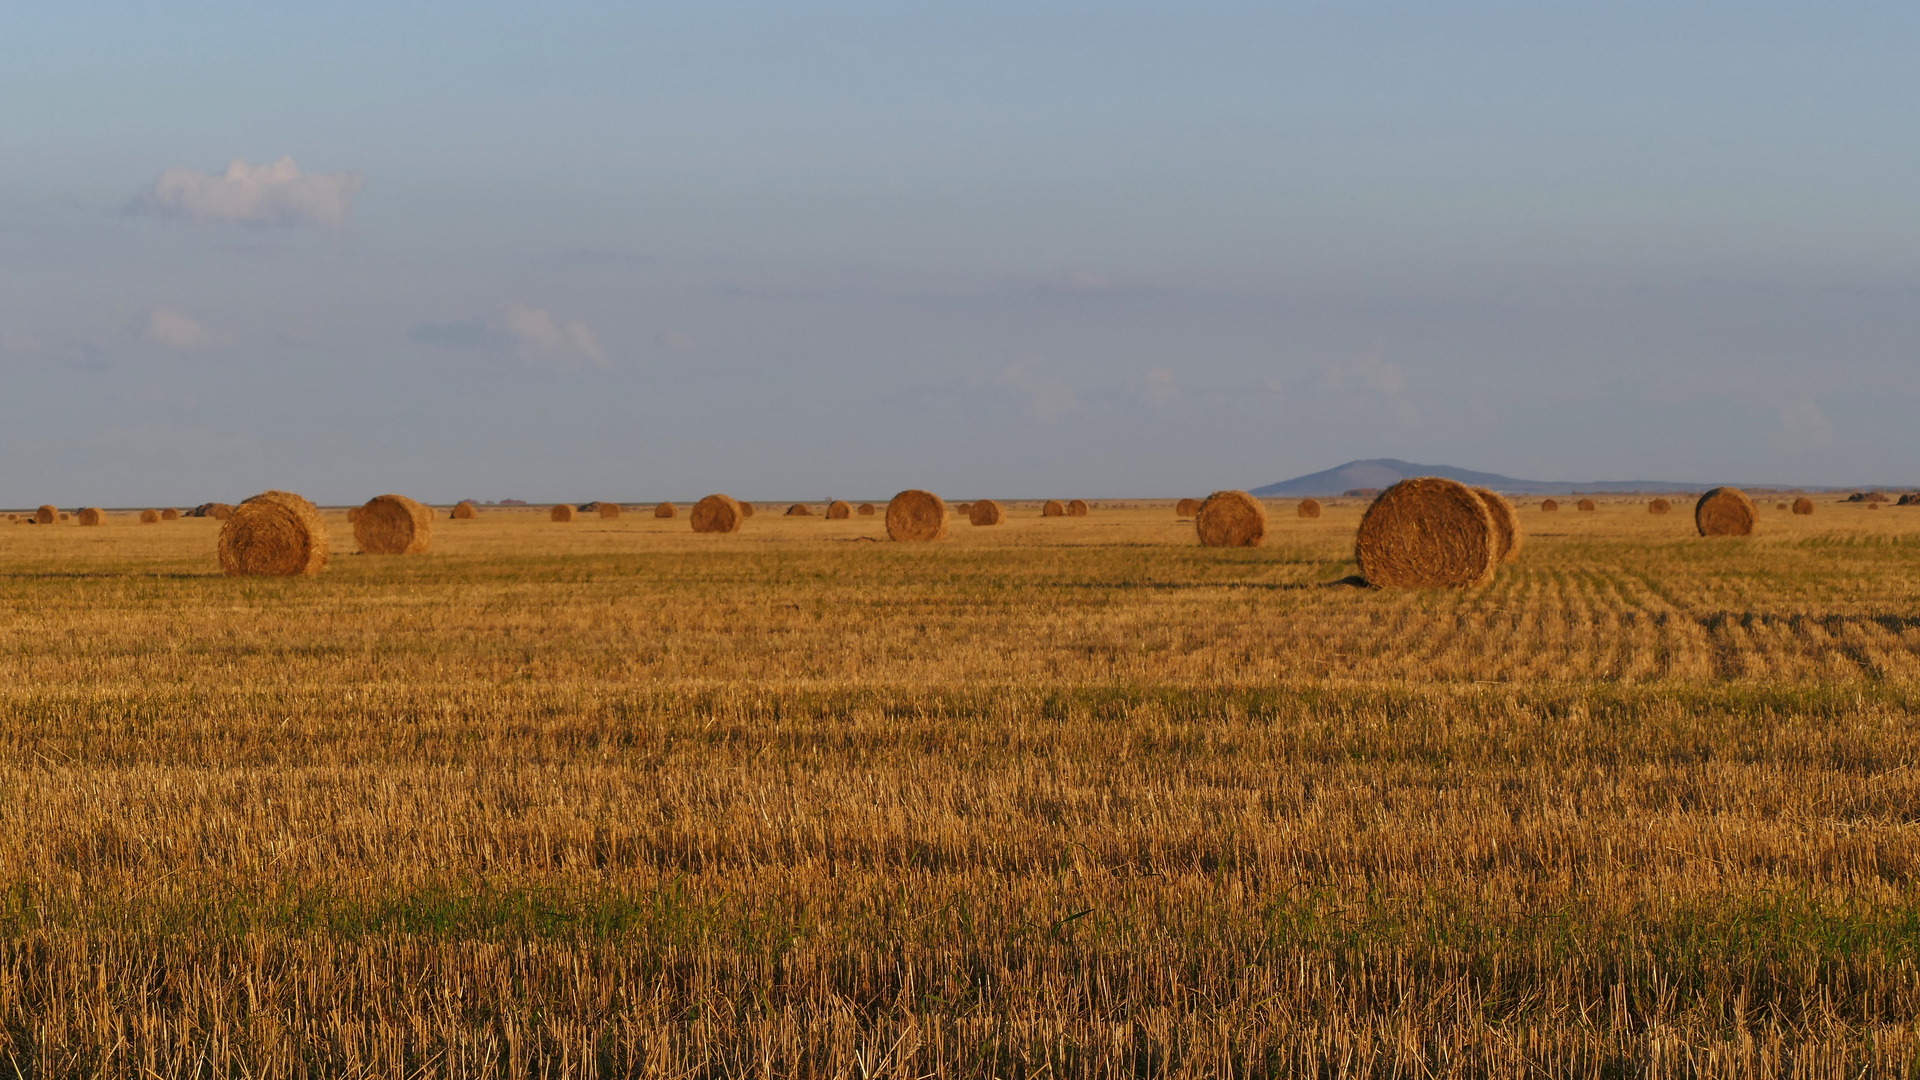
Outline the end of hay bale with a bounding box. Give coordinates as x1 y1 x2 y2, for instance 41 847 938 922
1470 487 1522 563
1356 478 1497 588
1696 487 1758 536
598 502 621 519
827 500 852 520
1792 496 1814 515
969 499 1006 526
690 494 744 534
1297 499 1322 519
1066 499 1089 517
1649 498 1672 515
218 490 330 576
786 504 813 516
34 506 56 524
78 507 105 526
1041 499 1066 517
451 501 479 520
738 501 755 518
353 494 434 554
1195 490 1266 548
886 489 948 541
160 508 179 521
1175 498 1201 519
550 504 576 522
139 509 160 524
1577 498 1597 511
857 503 875 516
654 502 676 519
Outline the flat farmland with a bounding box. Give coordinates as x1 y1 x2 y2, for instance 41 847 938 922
4 498 1920 1077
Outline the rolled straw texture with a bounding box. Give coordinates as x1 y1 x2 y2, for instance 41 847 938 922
827 500 851 520
353 494 434 555
969 499 1006 526
1297 499 1322 519
886 490 948 542
550 504 575 522
1195 490 1266 548
1041 500 1066 517
1470 487 1522 564
690 494 744 534
218 491 329 576
1695 487 1758 536
78 508 105 527
1792 497 1815 516
1355 478 1496 588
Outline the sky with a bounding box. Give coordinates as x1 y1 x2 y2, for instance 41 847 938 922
3 1 1918 505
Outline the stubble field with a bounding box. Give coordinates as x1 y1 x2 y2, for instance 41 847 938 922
4 498 1920 1077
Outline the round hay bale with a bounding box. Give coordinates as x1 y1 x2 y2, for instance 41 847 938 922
1470 487 1522 564
1541 499 1559 512
969 499 1006 526
885 489 948 542
1792 496 1814 515
1696 487 1758 536
218 491 329 576
1297 499 1323 519
1776 502 1789 510
1042 500 1066 517
1577 498 1597 512
1175 498 1202 518
206 503 235 521
353 494 434 554
78 507 105 527
690 494 744 534
827 500 851 520
139 509 160 524
34 506 56 524
1356 478 1496 588
654 502 676 519
1195 490 1267 548
955 503 972 515
550 504 576 522
161 508 180 521
346 506 362 524
452 501 478 520
1649 498 1672 515
1066 499 1089 517
739 501 755 518
858 503 876 516
598 503 621 520
786 503 813 516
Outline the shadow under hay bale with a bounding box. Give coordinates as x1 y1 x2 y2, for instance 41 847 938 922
1696 487 1757 536
218 491 329 576
354 494 434 554
1356 478 1497 588
886 490 948 541
1470 487 1522 564
1195 490 1266 548
691 494 744 534
969 499 1005 526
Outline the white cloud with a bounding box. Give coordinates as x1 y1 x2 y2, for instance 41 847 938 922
132 156 363 227
1766 395 1835 454
410 303 608 368
139 307 228 351
998 363 1080 421
1142 367 1180 408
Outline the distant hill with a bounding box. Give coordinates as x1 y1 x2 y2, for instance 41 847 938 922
1250 459 1711 497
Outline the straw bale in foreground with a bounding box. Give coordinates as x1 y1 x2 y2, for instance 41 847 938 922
1356 478 1496 588
1696 487 1757 536
886 490 948 542
218 491 329 576
1470 487 1522 564
969 499 1005 526
353 494 434 554
690 494 744 534
1195 490 1266 548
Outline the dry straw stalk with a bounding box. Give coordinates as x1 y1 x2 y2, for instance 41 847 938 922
886 489 948 541
353 494 434 555
690 494 744 534
1696 487 1758 536
1356 477 1497 588
1195 490 1266 548
218 491 329 576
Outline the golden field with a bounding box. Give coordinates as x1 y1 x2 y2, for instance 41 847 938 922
4 497 1920 1077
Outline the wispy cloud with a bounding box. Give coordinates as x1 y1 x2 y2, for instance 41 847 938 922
410 303 608 368
131 157 363 227
1766 395 1834 454
997 363 1081 421
137 308 229 351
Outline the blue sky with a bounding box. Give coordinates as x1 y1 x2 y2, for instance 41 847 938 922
3 2 1918 504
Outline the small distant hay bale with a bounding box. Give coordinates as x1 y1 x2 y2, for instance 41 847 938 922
218 491 330 576
1471 487 1522 564
1776 502 1789 510
598 503 622 519
1649 498 1672 515
58 513 68 521
786 504 813 516
690 494 744 534
196 502 235 520
858 503 876 516
1195 490 1267 548
161 508 180 521
347 506 362 524
452 501 478 520
35 506 56 524
739 501 755 518
1042 500 1066 517
550 504 576 522
78 507 105 527
1696 487 1758 536
1540 499 1559 512
1175 498 1201 518
353 494 434 554
1067 499 1089 517
1297 499 1322 519
955 503 972 515
1577 498 1597 511
654 502 676 519
969 499 1006 526
886 489 948 542
827 500 852 519
1355 478 1496 588
1790 496 1813 516
139 509 160 524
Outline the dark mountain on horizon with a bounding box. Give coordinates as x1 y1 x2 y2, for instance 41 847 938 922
1250 459 1713 497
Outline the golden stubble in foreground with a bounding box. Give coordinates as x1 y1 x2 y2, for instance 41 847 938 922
3 498 1920 1076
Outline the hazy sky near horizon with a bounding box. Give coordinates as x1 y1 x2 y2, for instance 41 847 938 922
4 2 1918 504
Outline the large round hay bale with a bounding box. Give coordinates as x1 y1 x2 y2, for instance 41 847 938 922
1541 499 1559 512
1195 490 1267 548
1470 487 1522 563
1042 500 1066 517
353 494 434 554
139 509 160 524
886 489 948 542
452 501 478 520
218 491 329 576
598 502 621 519
969 499 1005 526
858 503 876 516
1175 498 1201 518
827 500 852 520
161 508 180 521
1297 499 1322 519
739 501 755 518
550 504 575 522
78 507 105 527
1066 499 1089 517
1696 487 1757 536
1577 498 1597 512
1356 478 1497 588
654 502 676 519
691 494 744 534
786 503 813 516
1792 496 1815 516
34 505 56 525
1649 498 1671 515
